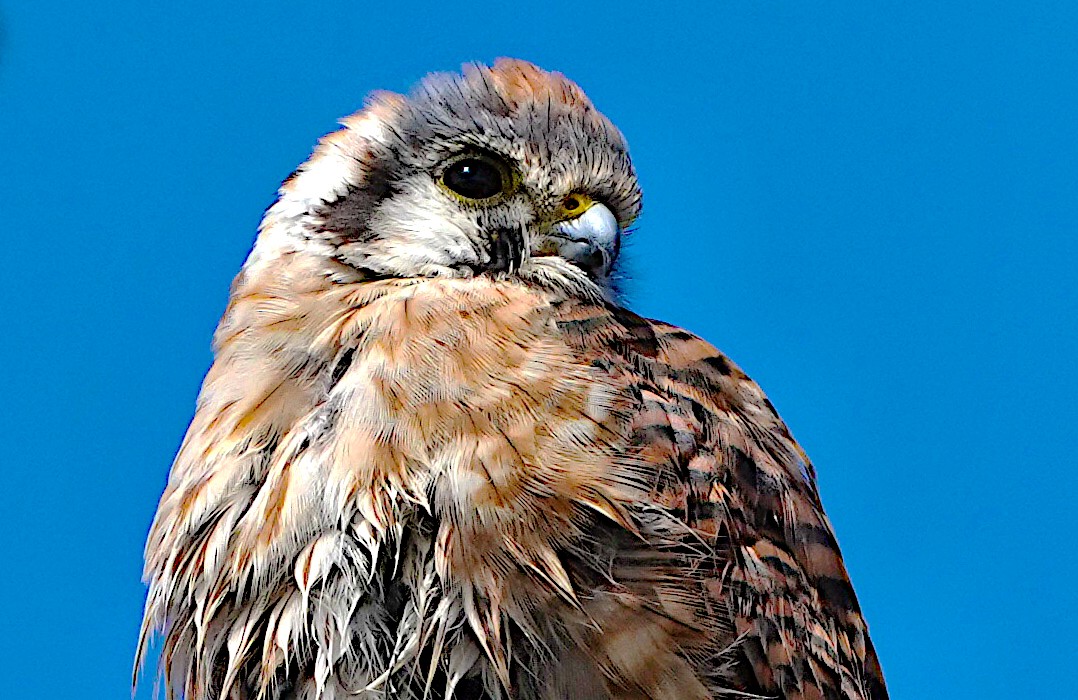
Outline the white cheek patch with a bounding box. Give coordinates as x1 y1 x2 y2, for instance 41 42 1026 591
370 181 483 271
278 113 388 219
297 155 352 207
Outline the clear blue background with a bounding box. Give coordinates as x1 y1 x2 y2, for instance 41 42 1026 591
2 2 1075 697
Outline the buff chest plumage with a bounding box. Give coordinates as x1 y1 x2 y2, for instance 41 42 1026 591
138 59 886 699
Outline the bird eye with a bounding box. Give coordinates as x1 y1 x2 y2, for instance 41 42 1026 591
440 155 511 201
559 193 593 219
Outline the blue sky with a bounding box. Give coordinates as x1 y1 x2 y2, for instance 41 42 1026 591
1 2 1075 698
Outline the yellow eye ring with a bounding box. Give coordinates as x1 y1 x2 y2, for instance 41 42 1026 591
558 192 594 220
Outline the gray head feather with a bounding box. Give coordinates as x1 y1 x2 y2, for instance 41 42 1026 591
256 59 642 299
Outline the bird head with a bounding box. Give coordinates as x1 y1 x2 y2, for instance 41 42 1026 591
252 58 642 299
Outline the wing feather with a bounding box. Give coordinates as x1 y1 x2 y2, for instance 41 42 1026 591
556 300 888 700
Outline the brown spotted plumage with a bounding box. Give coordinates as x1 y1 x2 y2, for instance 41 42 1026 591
138 59 886 699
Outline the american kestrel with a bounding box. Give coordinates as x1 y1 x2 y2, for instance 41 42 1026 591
137 59 887 700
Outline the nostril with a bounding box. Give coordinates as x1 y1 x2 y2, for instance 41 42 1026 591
579 248 606 271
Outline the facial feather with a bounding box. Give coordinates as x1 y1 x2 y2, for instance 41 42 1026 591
250 58 641 296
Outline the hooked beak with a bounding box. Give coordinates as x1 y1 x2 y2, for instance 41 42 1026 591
551 202 620 274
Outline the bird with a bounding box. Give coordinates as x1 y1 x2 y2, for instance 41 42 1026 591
136 58 887 700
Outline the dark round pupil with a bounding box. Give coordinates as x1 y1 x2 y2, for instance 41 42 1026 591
443 158 504 199
565 196 580 211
